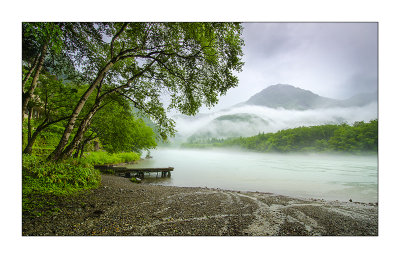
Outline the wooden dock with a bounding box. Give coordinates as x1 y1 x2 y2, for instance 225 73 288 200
94 165 174 179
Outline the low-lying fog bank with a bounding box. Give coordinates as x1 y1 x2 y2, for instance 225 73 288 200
173 102 377 141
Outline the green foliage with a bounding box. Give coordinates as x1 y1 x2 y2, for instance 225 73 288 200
69 22 243 141
182 120 378 153
22 154 101 217
22 154 101 196
35 73 81 116
82 151 140 166
22 72 86 155
23 120 68 157
329 120 378 152
91 98 157 153
22 22 64 66
23 22 245 161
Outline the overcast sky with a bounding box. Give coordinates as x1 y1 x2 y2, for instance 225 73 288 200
201 22 378 113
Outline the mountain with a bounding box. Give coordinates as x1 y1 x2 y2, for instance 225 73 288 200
337 91 377 107
174 84 377 142
244 84 377 110
188 113 270 141
245 84 339 110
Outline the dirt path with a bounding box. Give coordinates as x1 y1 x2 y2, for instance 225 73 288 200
22 174 378 236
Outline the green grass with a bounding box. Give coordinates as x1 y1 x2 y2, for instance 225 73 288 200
82 151 141 165
22 154 101 217
22 154 101 195
22 151 140 217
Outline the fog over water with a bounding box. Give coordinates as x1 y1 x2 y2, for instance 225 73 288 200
130 148 378 203
148 23 378 203
158 92 378 203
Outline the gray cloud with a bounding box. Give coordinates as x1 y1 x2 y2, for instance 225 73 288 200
203 22 378 112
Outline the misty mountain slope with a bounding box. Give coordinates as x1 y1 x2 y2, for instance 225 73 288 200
171 84 377 143
188 113 270 141
337 91 378 107
244 84 377 110
245 84 339 110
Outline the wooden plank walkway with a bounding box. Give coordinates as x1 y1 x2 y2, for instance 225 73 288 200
94 165 174 179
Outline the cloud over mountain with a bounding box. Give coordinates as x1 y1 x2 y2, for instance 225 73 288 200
173 84 377 142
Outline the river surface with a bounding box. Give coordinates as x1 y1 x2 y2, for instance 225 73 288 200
127 148 378 203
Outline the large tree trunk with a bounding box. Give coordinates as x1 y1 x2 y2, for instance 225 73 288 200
22 40 48 122
23 128 40 154
23 115 69 155
57 101 102 160
27 107 33 143
47 24 133 161
23 107 33 152
47 61 115 161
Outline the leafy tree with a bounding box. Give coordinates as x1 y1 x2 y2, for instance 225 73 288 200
22 72 80 154
43 22 244 161
22 22 110 147
90 98 157 154
329 120 378 152
187 120 378 153
22 23 64 121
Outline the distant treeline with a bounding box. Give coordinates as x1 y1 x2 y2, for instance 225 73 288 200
181 119 378 153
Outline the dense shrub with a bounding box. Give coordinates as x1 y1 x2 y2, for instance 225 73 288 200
82 151 141 165
22 154 101 196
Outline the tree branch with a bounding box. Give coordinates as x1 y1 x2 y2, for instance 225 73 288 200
110 22 128 58
138 54 188 83
117 91 156 119
22 54 40 88
98 58 157 100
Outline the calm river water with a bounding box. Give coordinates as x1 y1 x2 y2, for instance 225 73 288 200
127 148 378 203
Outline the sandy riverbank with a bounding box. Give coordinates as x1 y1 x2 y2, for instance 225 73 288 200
22 174 378 236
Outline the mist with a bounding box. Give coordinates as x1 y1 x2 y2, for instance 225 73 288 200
173 102 377 141
133 148 377 203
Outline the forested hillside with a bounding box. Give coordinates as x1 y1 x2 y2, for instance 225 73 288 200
182 119 378 153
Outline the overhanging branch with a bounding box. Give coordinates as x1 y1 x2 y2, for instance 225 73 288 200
110 22 128 58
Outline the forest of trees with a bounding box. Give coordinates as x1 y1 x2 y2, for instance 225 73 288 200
182 119 378 153
22 22 245 215
22 22 244 160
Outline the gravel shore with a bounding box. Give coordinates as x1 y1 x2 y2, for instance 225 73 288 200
22 174 378 236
